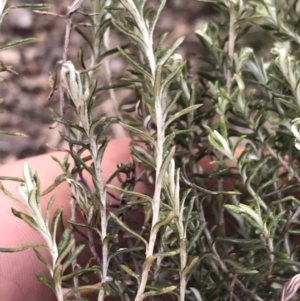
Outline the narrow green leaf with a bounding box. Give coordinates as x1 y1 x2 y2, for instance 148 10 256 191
63 284 100 299
36 273 54 290
268 210 286 235
224 204 241 214
0 129 27 136
0 176 23 182
157 146 176 184
63 244 85 272
219 115 228 139
0 243 47 253
95 118 118 143
233 134 247 154
239 203 265 231
141 93 154 110
245 157 269 190
119 122 155 145
90 116 117 137
182 193 194 232
67 220 102 239
108 247 143 263
77 48 86 70
152 211 175 233
0 182 23 205
58 132 89 149
130 144 155 169
273 251 290 260
113 18 147 50
120 264 140 281
207 132 233 159
164 104 202 130
45 196 55 227
106 163 129 185
235 269 259 275
187 224 205 252
136 0 147 14
164 90 182 118
50 155 70 175
154 65 162 100
149 0 166 35
96 137 110 163
0 38 38 51
163 132 176 155
71 151 95 177
95 18 111 38
11 208 39 230
54 117 85 132
142 286 177 298
161 61 185 93
216 237 261 244
181 257 199 277
75 27 94 54
110 212 149 247
288 230 300 234
61 267 101 281
7 3 51 10
157 36 185 66
51 208 63 241
56 239 75 266
257 178 279 195
155 248 181 258
120 77 145 83
118 47 151 79
41 175 65 196
33 248 51 271
57 228 71 255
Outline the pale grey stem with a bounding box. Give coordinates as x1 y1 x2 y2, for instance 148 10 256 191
90 138 108 301
70 197 80 299
226 7 236 94
59 16 72 117
134 125 164 301
128 1 167 299
179 239 187 301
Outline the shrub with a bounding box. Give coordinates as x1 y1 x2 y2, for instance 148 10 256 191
2 0 300 300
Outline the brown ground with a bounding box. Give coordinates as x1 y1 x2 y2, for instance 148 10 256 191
0 0 210 164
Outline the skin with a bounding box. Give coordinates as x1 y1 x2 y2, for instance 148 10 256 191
0 138 236 301
0 138 153 301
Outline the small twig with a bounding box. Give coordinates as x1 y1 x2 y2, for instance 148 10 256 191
79 61 102 74
0 60 18 75
71 22 94 29
180 168 217 195
229 274 237 301
75 11 102 17
263 183 300 198
226 7 236 95
32 10 65 18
